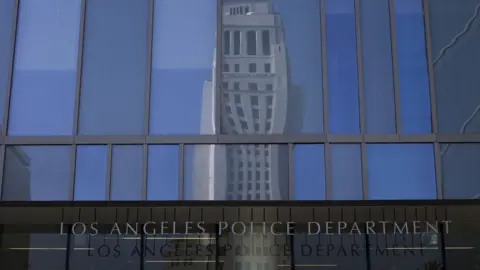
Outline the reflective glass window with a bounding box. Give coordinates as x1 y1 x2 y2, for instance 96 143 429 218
78 0 148 135
441 143 480 199
221 0 323 135
331 144 362 200
360 0 396 133
325 0 360 134
429 0 480 133
8 0 81 135
184 144 289 200
147 145 179 200
74 145 107 200
149 0 216 135
0 0 15 127
2 146 71 200
110 145 143 200
394 0 432 133
293 144 326 200
366 144 436 199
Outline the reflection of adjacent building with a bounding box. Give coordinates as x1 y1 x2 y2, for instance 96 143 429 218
195 0 302 201
0 146 31 270
2 146 31 200
196 0 299 269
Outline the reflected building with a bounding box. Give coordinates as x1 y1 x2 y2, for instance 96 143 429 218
2 146 31 200
196 0 298 268
195 0 301 201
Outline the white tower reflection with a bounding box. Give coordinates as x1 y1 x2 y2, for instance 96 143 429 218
195 0 300 202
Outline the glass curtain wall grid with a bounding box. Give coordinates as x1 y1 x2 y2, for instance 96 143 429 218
0 0 480 200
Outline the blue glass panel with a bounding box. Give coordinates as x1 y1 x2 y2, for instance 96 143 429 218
331 144 362 200
429 0 480 133
274 0 323 133
8 0 80 135
147 145 179 200
110 145 143 200
74 145 107 200
2 146 71 200
394 0 432 133
441 143 480 199
79 0 148 135
360 0 396 133
149 0 216 134
293 144 325 200
325 0 360 134
0 0 15 127
367 144 436 200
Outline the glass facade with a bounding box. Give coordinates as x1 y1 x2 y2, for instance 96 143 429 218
0 0 479 269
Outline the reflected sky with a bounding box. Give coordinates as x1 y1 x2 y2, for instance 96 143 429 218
367 144 437 200
2 0 471 201
2 0 435 135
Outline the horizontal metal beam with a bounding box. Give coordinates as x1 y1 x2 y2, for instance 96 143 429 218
1 201 480 226
1 199 479 207
1 133 480 145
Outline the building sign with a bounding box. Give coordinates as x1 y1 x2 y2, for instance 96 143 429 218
0 201 479 269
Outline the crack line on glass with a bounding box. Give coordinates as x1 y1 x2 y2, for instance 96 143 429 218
437 4 480 157
433 4 480 66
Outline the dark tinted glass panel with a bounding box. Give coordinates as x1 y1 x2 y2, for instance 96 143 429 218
144 234 216 270
429 0 480 133
8 0 80 135
110 145 143 200
367 144 436 200
79 0 148 135
394 0 432 133
360 0 396 133
2 146 71 200
184 144 289 200
74 145 107 200
445 220 480 269
293 144 325 200
0 231 67 269
221 0 323 135
149 0 216 135
0 0 15 127
219 230 290 269
369 233 442 269
69 234 141 270
293 233 367 270
325 0 360 134
147 145 179 200
441 143 480 199
331 144 362 200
